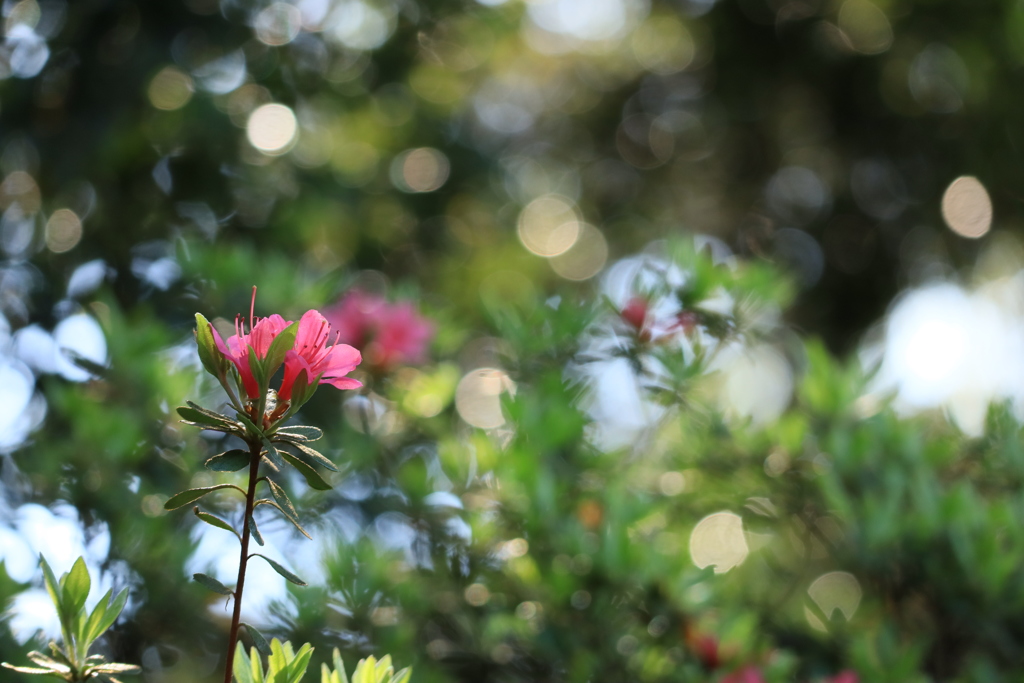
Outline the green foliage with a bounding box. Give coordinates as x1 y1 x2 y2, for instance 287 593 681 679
1 557 138 683
233 640 314 683
321 652 411 683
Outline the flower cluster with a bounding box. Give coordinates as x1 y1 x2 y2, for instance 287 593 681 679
323 290 433 373
195 292 361 426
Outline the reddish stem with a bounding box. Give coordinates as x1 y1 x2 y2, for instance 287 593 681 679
223 439 261 683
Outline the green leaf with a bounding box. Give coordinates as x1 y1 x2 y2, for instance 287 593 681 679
280 451 332 491
251 554 307 586
263 322 298 377
390 668 412 683
254 500 311 540
164 484 245 510
178 403 236 428
264 479 299 522
206 450 252 472
247 344 267 389
39 556 63 619
25 652 70 674
87 662 142 674
286 369 315 412
269 639 288 677
236 411 265 441
194 507 240 539
282 643 314 683
351 657 377 683
193 573 233 596
0 663 55 674
248 515 264 546
233 641 255 683
62 557 90 621
91 588 128 642
273 426 323 442
332 649 349 683
242 623 272 657
195 313 227 378
250 646 265 683
278 441 338 472
262 437 284 470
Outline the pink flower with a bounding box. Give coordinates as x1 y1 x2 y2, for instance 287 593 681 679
825 672 858 683
323 290 433 371
211 313 290 399
279 310 362 401
722 666 765 683
620 297 649 331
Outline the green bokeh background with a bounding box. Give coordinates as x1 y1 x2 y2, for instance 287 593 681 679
1 0 1022 681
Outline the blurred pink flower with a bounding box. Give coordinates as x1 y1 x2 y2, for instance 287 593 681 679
280 310 362 401
620 297 649 332
722 667 766 683
825 672 858 683
324 290 433 371
211 313 289 399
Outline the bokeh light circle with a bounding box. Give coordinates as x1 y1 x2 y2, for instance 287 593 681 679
941 175 992 239
246 103 299 155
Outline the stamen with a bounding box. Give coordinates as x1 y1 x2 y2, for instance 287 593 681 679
249 286 257 335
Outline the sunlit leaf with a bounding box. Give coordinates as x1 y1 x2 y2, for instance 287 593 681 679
273 425 323 442
62 557 90 620
193 507 239 539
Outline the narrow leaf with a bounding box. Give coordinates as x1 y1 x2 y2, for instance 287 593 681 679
280 451 332 491
80 588 111 648
236 411 265 440
273 426 323 442
91 588 129 640
205 450 252 472
193 573 233 596
332 649 349 683
248 515 264 546
165 485 245 510
286 368 315 413
39 556 63 619
390 667 412 683
247 344 267 388
262 437 284 470
233 641 255 683
242 623 271 657
195 313 226 378
89 663 143 674
194 507 240 539
254 500 311 540
178 405 234 428
279 441 338 472
251 554 307 586
0 663 55 674
251 646 265 683
283 643 314 683
179 421 239 435
263 322 298 376
25 652 70 674
62 556 90 619
264 479 299 522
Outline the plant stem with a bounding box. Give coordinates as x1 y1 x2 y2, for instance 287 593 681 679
223 439 262 683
